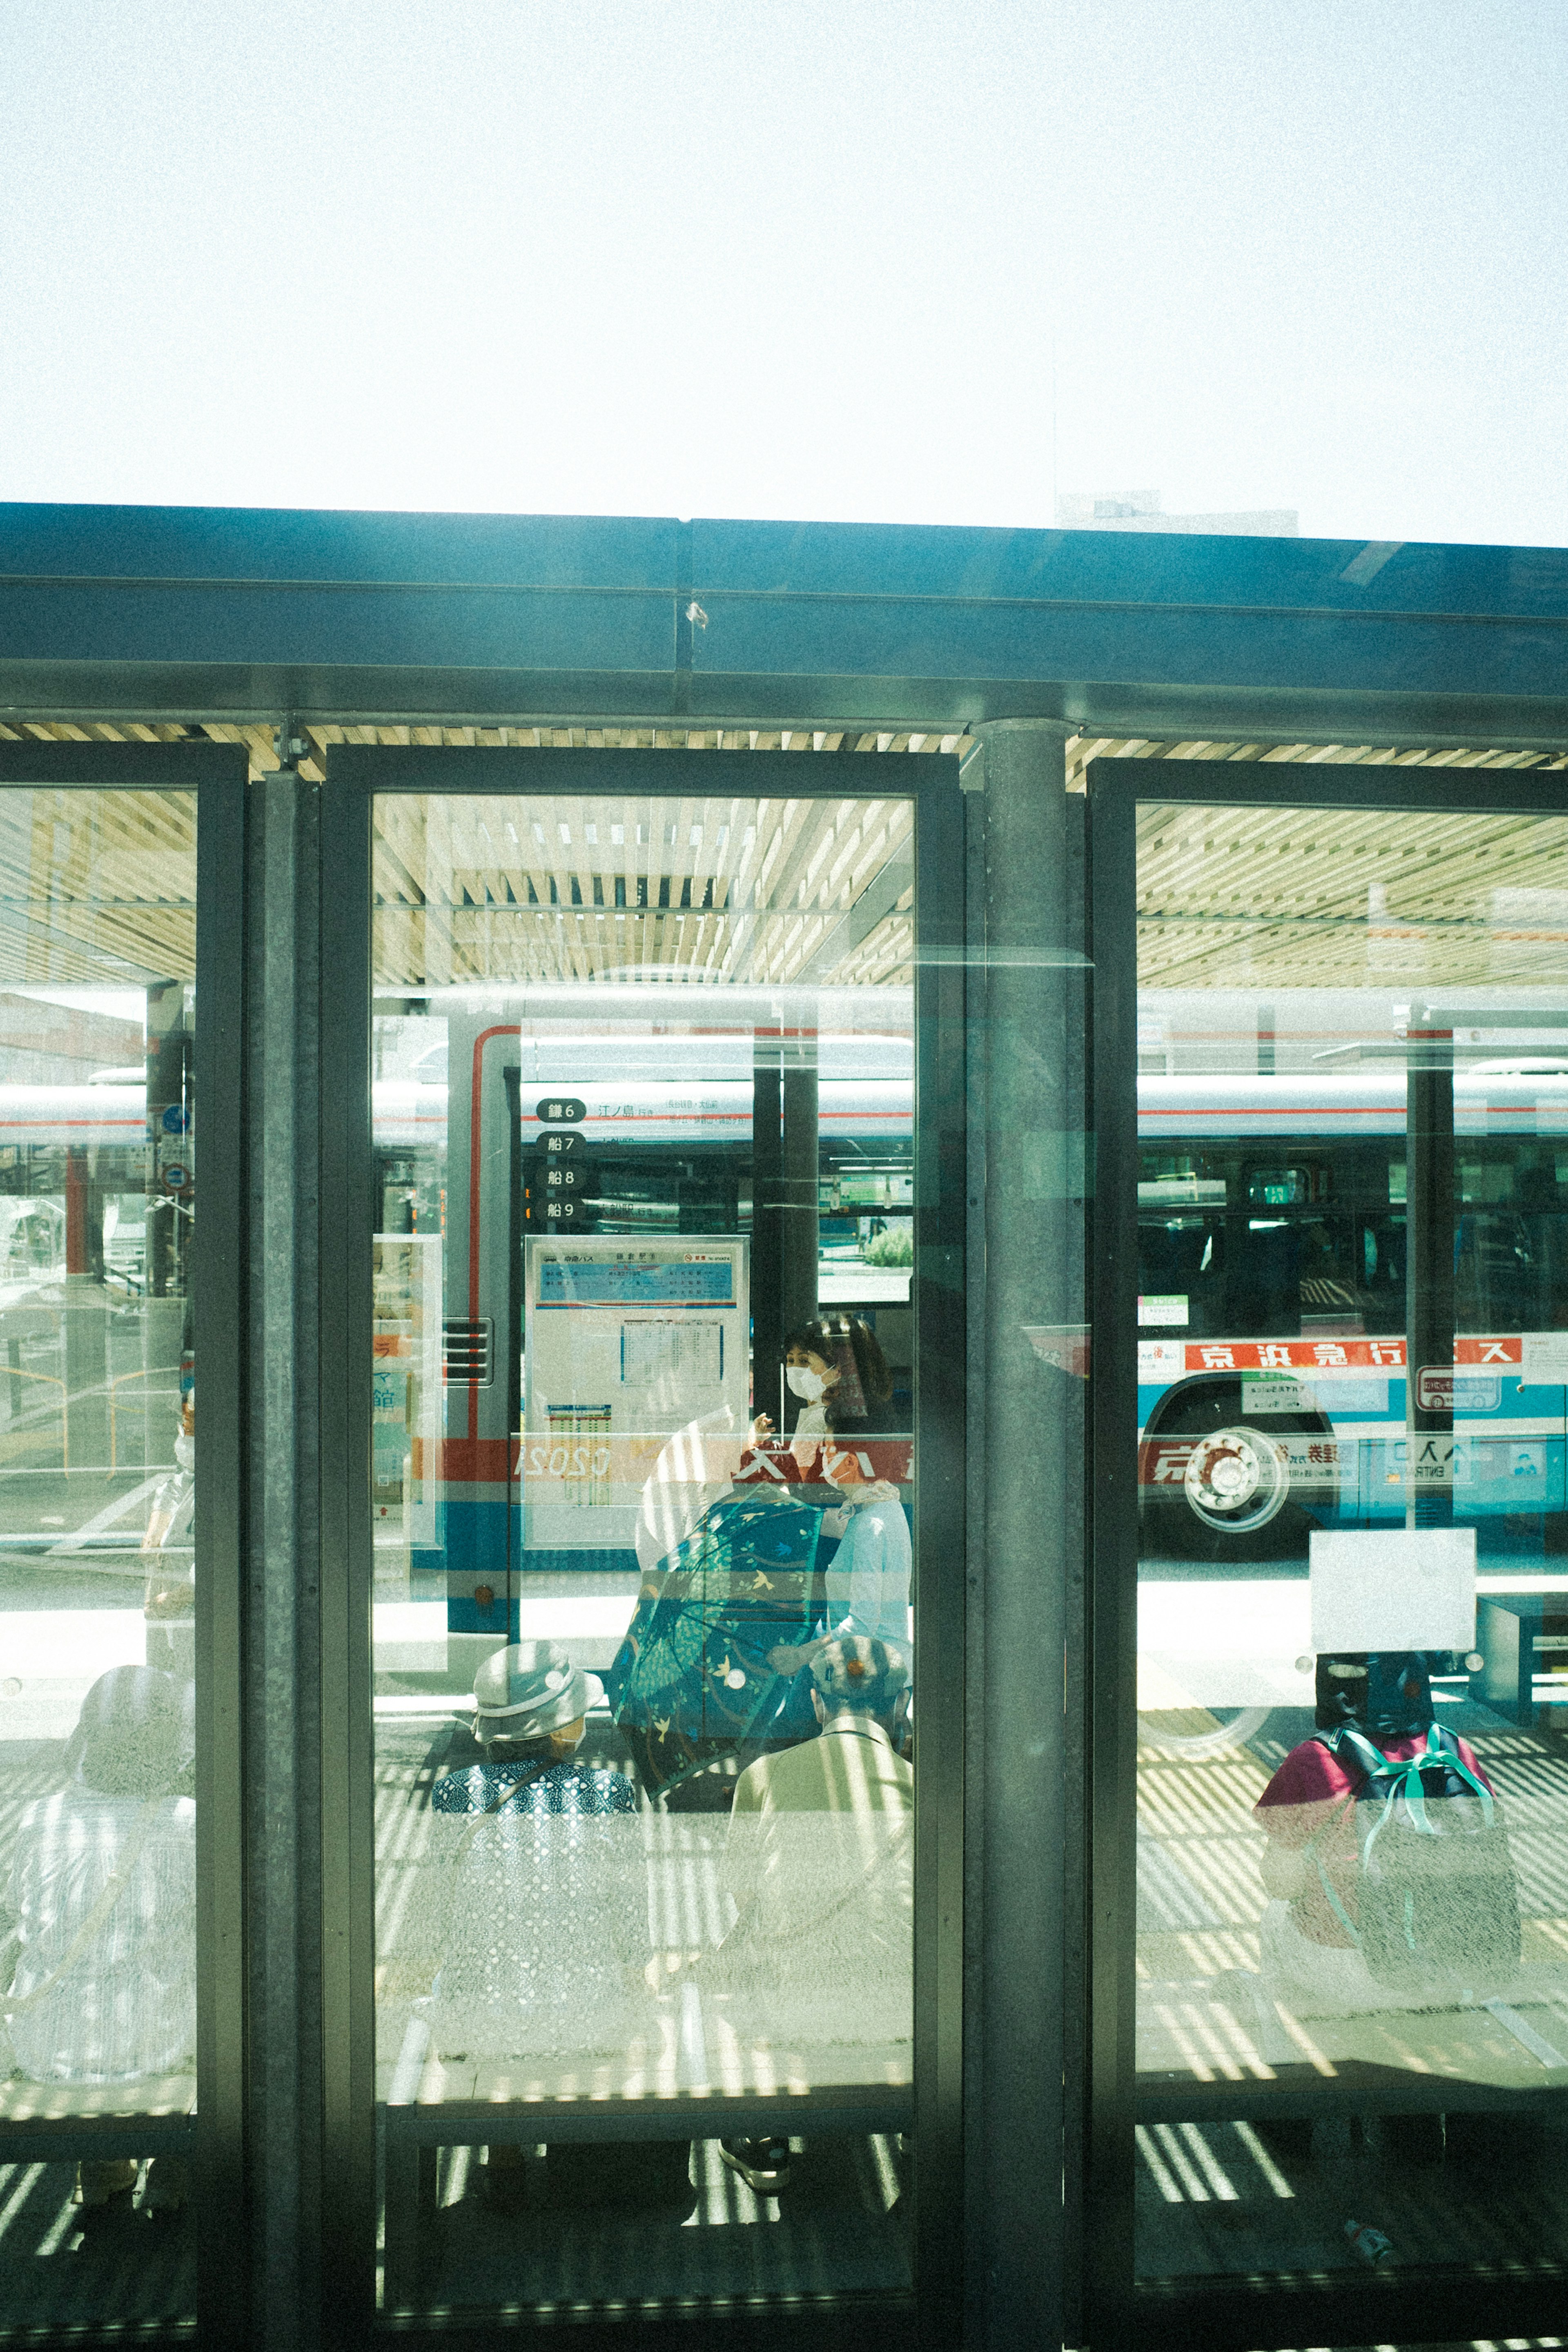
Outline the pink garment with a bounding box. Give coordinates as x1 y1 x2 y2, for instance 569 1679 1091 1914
1254 1730 1492 1948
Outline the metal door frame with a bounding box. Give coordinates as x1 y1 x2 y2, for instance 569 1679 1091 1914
1086 754 1568 2352
318 744 967 2350
0 739 249 2351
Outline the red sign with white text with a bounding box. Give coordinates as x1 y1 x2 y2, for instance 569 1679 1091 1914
1143 1334 1526 1375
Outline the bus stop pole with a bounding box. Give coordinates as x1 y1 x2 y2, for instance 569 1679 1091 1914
1406 1008 1456 1531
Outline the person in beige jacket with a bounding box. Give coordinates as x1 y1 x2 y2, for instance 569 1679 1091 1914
706 1635 911 2194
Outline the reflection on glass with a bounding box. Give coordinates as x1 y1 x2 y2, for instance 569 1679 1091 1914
1135 802 1568 2286
0 788 198 2326
370 791 916 2315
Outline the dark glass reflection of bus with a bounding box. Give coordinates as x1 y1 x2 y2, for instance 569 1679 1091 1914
1137 1067 1568 1561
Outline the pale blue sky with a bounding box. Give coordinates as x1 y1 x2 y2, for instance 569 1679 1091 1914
1 0 1564 546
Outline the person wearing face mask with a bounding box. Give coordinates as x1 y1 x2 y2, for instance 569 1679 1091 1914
764 1437 911 1685
143 1388 195 1679
779 1347 835 1473
748 1316 904 1481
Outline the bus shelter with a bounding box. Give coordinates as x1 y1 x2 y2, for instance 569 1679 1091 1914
0 504 1566 2352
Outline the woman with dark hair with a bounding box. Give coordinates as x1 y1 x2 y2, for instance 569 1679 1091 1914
751 1314 903 1475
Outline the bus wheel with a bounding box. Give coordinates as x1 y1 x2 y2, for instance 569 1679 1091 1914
1142 1390 1330 1561
1138 1705 1272 1760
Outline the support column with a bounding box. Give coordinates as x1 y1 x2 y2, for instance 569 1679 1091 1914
962 721 1085 2352
780 1014 820 1341
244 764 325 2352
63 1144 107 1469
751 1037 782 1428
1406 1011 1455 1529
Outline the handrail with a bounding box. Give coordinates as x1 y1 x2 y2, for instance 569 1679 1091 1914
107 1368 180 1475
2 1368 69 1470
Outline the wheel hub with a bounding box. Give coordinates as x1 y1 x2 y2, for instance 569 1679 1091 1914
1183 1425 1290 1532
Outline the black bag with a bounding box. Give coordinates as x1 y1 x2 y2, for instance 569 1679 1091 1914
1306 1724 1521 1989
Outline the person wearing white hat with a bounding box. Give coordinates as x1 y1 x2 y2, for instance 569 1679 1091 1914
705 1636 913 2194
431 1639 622 1821
415 1642 657 2212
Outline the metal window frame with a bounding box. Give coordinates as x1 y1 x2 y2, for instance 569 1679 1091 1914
318 744 967 2351
0 739 249 2352
1086 752 1568 2352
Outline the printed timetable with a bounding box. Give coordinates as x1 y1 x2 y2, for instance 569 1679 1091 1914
537 1255 736 1309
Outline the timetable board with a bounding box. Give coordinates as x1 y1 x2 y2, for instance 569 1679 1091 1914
522 1236 749 1551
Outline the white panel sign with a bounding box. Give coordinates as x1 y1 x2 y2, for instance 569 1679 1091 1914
1309 1526 1476 1653
1242 1374 1312 1415
523 1236 749 1551
1522 1331 1568 1381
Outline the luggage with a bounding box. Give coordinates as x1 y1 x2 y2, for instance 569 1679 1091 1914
603 1487 824 1795
1306 1723 1522 1989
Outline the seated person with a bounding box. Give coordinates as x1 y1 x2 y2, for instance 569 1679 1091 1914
433 1639 632 1821
418 1642 648 2062
1252 1650 1509 2016
765 1438 912 1688
745 1315 910 1485
2 1665 196 2212
703 1636 912 2193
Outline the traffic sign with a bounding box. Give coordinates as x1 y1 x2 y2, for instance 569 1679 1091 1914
162 1163 192 1194
161 1104 191 1136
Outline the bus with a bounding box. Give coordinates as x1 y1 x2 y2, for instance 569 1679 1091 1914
1137 1063 1568 1561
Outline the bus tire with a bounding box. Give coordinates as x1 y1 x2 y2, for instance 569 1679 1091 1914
1141 1383 1334 1563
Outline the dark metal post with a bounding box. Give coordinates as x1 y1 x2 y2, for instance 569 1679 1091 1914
780 1012 820 1342
751 1033 783 1426
962 721 1083 2352
1406 1009 1455 1529
243 764 326 2352
63 1142 107 1465
192 757 250 2352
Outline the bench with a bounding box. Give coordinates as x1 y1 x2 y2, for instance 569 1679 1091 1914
1136 1962 1568 2125
379 2003 912 2307
0 2073 197 2165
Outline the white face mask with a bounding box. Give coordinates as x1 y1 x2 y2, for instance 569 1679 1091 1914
786 1366 826 1402
175 1431 194 1472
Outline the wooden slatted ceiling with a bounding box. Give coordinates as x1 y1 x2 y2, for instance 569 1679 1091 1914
1 719 1563 788
1138 802 1568 993
1068 736 1568 789
0 723 1563 996
373 794 915 989
0 789 196 987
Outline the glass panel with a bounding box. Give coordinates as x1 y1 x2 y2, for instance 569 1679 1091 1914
371 790 916 2318
1135 800 1568 2287
0 788 198 2326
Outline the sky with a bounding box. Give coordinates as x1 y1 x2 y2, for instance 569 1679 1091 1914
0 0 1564 547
